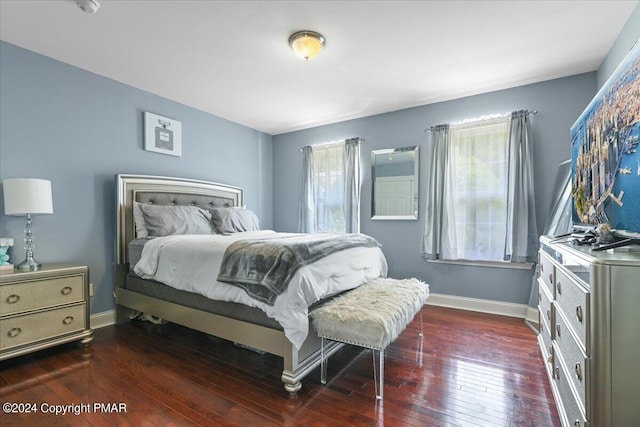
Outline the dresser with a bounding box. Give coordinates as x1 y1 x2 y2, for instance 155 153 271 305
0 264 93 360
537 236 640 427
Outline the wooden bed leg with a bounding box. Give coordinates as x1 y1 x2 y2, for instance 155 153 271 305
283 381 302 395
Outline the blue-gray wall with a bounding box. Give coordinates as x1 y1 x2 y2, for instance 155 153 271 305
0 42 273 314
272 74 596 305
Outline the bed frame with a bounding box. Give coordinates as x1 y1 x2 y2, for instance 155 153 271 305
114 174 343 394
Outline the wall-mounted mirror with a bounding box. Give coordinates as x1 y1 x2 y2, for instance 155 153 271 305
371 146 419 220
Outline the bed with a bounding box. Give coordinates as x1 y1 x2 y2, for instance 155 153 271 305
114 174 387 393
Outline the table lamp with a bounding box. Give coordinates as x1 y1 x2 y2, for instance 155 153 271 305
3 178 53 270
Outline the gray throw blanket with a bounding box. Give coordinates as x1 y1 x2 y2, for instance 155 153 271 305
217 233 380 305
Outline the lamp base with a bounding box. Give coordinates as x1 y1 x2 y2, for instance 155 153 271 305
16 257 42 271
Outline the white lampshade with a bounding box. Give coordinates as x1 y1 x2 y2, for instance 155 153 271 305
3 178 53 216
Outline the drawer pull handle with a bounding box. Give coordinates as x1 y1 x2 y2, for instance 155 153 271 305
540 322 543 333
556 281 562 295
576 305 583 323
538 292 541 303
574 421 581 427
575 363 582 381
8 327 22 338
554 367 560 379
548 274 553 285
61 286 73 295
540 263 544 272
546 309 551 321
556 324 561 338
62 316 74 325
6 294 20 304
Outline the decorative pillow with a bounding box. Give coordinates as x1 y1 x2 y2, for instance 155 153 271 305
133 202 149 238
137 203 214 237
211 207 260 234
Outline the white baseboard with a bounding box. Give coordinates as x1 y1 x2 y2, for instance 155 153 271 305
90 310 116 329
427 292 539 323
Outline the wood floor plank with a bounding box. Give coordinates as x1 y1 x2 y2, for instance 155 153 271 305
0 306 560 426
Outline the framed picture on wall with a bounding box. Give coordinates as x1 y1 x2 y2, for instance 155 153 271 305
144 112 182 157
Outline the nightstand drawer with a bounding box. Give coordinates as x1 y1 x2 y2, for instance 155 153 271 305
554 268 589 351
0 275 84 315
0 304 86 351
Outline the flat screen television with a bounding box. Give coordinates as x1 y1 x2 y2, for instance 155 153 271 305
570 38 640 240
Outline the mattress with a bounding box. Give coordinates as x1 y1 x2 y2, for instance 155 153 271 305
125 273 282 330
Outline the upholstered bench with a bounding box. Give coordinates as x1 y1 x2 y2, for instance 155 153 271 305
311 277 429 399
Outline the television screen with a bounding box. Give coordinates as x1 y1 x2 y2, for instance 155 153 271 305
571 38 640 238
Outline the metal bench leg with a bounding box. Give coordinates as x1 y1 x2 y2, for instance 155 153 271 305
372 349 384 400
320 337 328 384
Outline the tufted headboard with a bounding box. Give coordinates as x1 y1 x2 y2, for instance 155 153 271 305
115 174 243 267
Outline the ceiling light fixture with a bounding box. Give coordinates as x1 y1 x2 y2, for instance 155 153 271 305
75 0 100 14
289 31 325 61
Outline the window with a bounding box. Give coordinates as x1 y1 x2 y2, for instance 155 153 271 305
443 118 510 261
313 144 346 233
299 138 361 234
424 111 537 264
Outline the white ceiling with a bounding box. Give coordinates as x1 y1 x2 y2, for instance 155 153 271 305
1 1 637 135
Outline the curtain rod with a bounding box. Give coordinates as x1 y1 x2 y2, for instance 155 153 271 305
424 109 537 134
300 137 363 151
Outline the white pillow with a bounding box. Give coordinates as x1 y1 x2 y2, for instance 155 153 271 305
137 203 215 237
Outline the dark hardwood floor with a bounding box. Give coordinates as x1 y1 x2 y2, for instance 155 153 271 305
1 306 560 426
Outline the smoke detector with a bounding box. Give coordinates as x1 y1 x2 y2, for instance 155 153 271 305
75 0 100 14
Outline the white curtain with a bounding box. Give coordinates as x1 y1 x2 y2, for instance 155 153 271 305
298 139 361 233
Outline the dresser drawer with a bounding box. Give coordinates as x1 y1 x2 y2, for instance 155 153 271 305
538 251 555 298
1 304 86 351
554 268 589 351
0 274 84 315
554 308 589 418
553 343 589 427
539 279 554 338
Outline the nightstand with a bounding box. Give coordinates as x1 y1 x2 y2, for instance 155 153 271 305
0 264 93 361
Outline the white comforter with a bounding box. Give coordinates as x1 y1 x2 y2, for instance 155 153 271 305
133 230 388 349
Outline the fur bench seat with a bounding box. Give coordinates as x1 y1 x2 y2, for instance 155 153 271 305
311 277 429 399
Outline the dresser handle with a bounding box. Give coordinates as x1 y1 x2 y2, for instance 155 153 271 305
576 305 583 323
540 263 544 272
62 316 74 325
548 274 553 285
555 367 560 379
8 327 22 338
556 324 561 337
546 309 551 321
574 421 581 427
6 294 20 304
556 281 562 295
575 363 582 381
61 286 73 295
538 292 541 303
540 322 543 333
